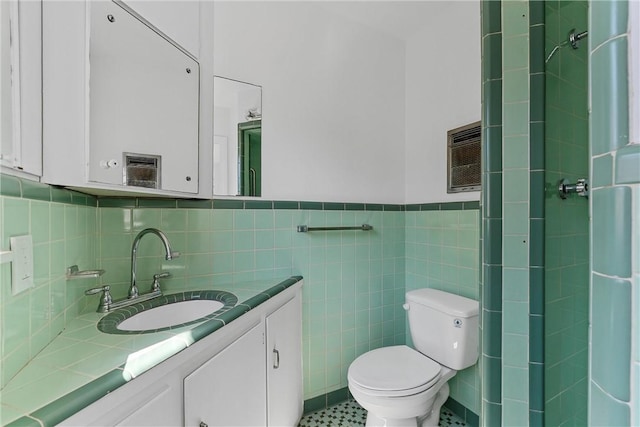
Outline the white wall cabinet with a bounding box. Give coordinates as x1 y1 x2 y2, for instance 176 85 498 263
42 0 210 198
1 0 42 178
60 283 303 427
88 1 199 194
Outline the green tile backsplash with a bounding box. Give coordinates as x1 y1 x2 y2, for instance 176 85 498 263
4 180 481 413
0 191 97 388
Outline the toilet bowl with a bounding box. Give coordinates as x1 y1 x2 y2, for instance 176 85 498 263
347 289 479 427
348 345 455 427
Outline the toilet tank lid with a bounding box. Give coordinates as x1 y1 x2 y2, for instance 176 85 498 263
406 289 479 317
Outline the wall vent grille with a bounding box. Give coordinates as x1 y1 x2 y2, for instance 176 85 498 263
447 121 481 193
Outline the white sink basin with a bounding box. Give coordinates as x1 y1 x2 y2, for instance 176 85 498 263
117 300 225 331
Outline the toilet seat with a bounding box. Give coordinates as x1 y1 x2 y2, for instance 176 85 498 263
348 346 441 397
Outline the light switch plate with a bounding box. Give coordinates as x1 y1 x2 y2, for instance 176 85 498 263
10 235 34 295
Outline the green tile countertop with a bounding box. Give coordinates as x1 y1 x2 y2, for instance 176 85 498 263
0 276 303 427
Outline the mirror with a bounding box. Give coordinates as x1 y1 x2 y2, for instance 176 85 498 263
89 1 200 194
213 76 262 196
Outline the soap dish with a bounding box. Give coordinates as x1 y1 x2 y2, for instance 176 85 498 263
66 265 106 279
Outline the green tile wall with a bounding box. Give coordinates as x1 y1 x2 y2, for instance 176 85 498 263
405 209 480 414
588 0 638 424
501 2 531 424
480 0 503 424
481 0 561 424
482 1 637 426
544 2 590 426
0 178 97 388
1 174 483 417
96 205 407 400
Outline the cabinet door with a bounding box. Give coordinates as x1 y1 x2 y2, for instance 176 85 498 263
116 382 182 426
184 323 266 427
1 0 42 177
88 1 199 194
266 296 303 426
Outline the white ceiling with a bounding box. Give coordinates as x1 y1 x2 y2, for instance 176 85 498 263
315 1 457 41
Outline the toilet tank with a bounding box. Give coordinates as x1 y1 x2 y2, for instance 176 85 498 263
405 288 479 370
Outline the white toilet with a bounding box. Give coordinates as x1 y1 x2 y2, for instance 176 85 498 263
347 288 479 427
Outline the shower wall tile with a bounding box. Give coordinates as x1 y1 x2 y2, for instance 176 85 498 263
483 34 503 81
591 273 631 401
503 136 529 170
484 80 503 127
590 382 631 426
502 398 529 426
481 0 504 423
592 186 632 278
485 128 503 173
591 37 629 156
592 154 614 188
482 0 501 35
502 0 528 35
615 144 640 184
503 102 529 137
544 2 590 425
590 0 629 48
503 70 529 103
589 0 637 424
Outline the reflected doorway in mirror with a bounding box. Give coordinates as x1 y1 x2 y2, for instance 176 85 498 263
213 76 262 196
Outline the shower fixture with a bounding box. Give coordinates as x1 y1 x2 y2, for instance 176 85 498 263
568 29 588 49
558 178 589 199
545 28 589 63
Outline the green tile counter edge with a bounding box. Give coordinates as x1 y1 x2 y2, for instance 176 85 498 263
3 276 303 427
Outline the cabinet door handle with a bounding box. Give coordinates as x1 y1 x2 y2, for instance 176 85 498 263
273 348 280 369
199 422 208 427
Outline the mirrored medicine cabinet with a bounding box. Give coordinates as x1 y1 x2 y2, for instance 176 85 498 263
88 1 200 195
213 76 262 197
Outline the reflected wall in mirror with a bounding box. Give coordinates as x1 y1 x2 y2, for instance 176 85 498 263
213 76 262 196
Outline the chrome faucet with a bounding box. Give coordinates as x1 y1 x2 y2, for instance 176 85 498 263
85 228 180 312
129 228 180 299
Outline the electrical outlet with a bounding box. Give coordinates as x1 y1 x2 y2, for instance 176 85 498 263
10 235 34 295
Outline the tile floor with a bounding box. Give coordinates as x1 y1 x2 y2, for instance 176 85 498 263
298 400 467 427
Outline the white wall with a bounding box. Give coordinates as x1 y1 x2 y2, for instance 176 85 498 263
213 2 406 204
404 1 481 204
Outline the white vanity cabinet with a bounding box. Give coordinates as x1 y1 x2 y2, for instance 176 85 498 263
41 0 211 197
184 323 267 427
59 283 303 427
184 295 303 427
266 295 304 426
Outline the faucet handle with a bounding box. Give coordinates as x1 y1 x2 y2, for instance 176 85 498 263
85 285 113 313
85 285 110 296
151 272 170 293
153 272 171 280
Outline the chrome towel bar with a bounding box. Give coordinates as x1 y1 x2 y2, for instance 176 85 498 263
297 224 373 233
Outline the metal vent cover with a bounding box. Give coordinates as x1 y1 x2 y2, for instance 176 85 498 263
447 121 481 193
